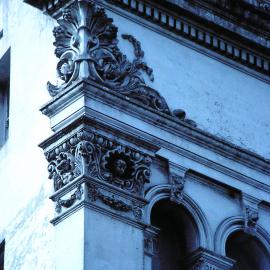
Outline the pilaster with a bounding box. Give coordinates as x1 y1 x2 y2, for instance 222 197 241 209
38 1 174 269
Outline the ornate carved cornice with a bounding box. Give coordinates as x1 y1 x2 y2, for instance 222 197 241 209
24 0 270 82
108 0 270 80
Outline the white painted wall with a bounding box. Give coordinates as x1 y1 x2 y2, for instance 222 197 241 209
0 0 54 230
110 11 270 159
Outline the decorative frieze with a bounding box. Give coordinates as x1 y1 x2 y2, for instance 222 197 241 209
45 129 152 196
87 183 143 220
109 0 270 79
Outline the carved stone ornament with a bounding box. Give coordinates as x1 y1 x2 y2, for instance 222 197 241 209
170 173 185 204
47 0 170 114
244 205 259 235
55 185 83 213
47 0 196 124
87 183 143 220
45 129 152 195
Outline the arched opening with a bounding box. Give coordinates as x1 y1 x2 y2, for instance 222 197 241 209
150 199 199 270
226 231 270 270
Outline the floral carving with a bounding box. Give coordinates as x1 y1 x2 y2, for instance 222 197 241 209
101 148 151 194
45 129 152 195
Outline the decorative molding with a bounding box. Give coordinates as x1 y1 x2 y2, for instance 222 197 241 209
107 0 270 79
87 183 143 220
45 128 152 196
55 184 83 213
184 248 235 270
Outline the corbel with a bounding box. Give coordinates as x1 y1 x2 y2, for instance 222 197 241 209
242 193 261 235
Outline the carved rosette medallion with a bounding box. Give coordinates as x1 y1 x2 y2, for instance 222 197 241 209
45 129 152 196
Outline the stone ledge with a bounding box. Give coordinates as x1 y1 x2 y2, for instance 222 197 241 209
40 80 270 176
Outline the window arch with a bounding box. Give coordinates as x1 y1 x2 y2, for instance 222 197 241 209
226 230 270 270
150 199 199 269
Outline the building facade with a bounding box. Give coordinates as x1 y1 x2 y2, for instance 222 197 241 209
0 0 270 269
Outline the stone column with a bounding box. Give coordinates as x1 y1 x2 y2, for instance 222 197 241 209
40 118 154 270
39 1 188 269
184 248 235 270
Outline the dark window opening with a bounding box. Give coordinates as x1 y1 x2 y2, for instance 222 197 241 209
0 240 5 270
226 231 270 270
0 48 10 148
151 199 199 270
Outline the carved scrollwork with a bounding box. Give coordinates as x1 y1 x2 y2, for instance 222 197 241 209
46 129 152 195
47 0 172 115
46 0 196 124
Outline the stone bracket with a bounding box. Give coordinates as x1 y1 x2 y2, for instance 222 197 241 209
242 193 261 235
169 162 188 204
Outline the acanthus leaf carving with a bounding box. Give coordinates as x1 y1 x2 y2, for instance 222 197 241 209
47 0 195 124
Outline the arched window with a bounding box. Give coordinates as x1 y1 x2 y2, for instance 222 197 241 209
226 231 270 270
150 199 199 270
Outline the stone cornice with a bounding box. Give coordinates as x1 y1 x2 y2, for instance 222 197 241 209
40 80 270 178
107 0 270 80
24 0 270 82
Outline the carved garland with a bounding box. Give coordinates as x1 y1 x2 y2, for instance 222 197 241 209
55 185 83 213
87 183 143 220
45 130 152 196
